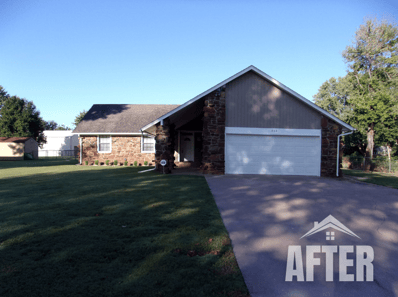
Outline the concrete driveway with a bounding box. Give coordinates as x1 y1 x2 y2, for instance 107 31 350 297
205 175 398 297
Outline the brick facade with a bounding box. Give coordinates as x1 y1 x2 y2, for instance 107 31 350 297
80 136 154 165
321 116 343 177
201 87 226 174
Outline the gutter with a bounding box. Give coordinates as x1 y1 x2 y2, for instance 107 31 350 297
71 132 143 135
336 130 355 177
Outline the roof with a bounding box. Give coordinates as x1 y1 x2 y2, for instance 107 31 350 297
0 137 33 143
73 104 180 134
141 65 355 132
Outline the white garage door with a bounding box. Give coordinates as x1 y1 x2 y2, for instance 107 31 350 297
225 134 321 176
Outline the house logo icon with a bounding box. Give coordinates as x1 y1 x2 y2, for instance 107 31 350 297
285 214 374 282
300 214 361 240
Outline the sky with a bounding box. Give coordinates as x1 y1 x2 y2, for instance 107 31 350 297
1 0 397 129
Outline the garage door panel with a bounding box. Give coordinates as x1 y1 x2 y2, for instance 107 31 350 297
226 134 320 176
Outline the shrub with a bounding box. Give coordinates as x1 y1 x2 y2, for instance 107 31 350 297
85 160 88 165
105 160 109 165
144 161 148 166
343 153 398 173
134 161 138 167
95 160 99 165
371 156 398 173
124 161 128 166
114 160 118 166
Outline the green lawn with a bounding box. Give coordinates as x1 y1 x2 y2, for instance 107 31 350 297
0 160 249 297
342 169 398 189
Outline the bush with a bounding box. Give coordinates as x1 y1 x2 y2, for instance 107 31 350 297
343 153 398 173
114 160 118 166
144 161 148 166
95 160 99 165
124 161 128 166
134 161 138 167
105 160 109 165
372 156 398 173
85 161 88 165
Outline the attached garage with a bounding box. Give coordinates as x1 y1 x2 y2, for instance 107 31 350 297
225 128 321 176
140 65 355 177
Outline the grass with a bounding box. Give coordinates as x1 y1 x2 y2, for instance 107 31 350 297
0 160 249 297
342 169 398 189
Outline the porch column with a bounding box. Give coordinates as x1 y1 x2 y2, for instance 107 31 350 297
202 86 226 174
321 116 343 177
155 119 175 173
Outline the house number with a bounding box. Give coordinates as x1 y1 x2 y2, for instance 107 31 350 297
271 129 278 132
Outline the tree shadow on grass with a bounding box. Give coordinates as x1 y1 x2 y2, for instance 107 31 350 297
0 158 79 169
0 166 249 297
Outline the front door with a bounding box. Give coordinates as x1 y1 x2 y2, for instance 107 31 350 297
181 133 194 161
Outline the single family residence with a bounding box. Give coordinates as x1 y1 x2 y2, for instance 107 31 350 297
73 65 354 176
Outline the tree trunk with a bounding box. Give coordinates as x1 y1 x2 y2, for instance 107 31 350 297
366 124 374 160
387 144 391 173
365 124 375 171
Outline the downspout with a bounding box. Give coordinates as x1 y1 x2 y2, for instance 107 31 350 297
336 130 354 177
79 135 82 165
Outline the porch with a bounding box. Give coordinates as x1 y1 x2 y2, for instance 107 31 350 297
142 86 226 174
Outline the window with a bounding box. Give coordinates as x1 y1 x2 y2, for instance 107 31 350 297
98 136 111 153
326 231 335 241
141 135 155 153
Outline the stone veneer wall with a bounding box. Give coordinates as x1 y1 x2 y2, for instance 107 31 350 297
154 119 175 173
201 87 226 174
321 116 343 177
80 136 155 165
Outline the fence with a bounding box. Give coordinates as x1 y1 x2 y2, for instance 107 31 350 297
342 155 398 173
39 150 78 159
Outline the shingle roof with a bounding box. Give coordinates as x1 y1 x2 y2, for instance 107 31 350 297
73 104 180 133
0 137 33 143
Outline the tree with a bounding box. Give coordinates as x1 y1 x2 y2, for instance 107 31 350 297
73 110 87 127
342 17 398 159
0 96 46 145
313 76 353 123
313 76 367 156
44 120 58 130
55 124 71 130
0 85 10 108
43 120 71 130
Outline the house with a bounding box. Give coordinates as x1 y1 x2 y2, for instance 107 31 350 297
39 130 79 157
73 104 180 165
74 65 354 176
0 137 38 160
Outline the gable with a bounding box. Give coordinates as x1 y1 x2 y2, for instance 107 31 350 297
140 66 354 132
226 71 321 129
